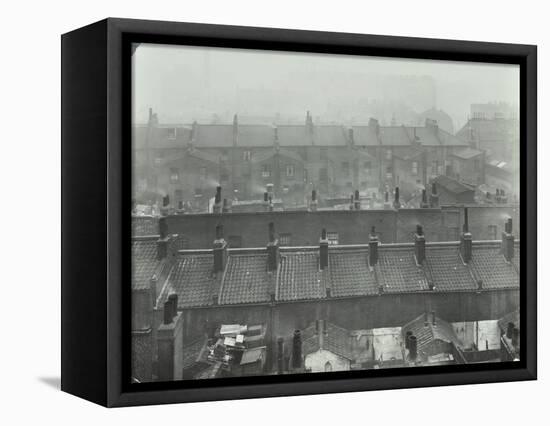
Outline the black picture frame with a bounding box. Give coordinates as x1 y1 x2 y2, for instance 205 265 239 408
61 17 537 407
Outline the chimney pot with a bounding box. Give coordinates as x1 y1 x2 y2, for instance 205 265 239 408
354 190 361 210
506 322 514 339
320 228 329 270
408 335 418 360
502 218 515 261
292 330 302 370
460 207 473 263
267 222 279 271
415 226 426 264
213 224 227 272
420 189 429 208
369 226 379 266
393 187 400 209
431 310 436 326
163 300 174 325
277 337 285 374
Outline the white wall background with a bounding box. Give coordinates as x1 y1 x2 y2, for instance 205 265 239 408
0 0 545 423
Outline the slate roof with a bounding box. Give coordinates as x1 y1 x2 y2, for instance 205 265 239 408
469 243 519 289
329 250 378 296
376 248 430 293
451 147 484 160
277 251 326 301
425 246 476 291
402 314 463 353
277 125 311 146
194 124 234 147
219 254 272 305
131 237 160 290
158 255 220 308
150 239 519 308
352 126 379 146
314 125 348 146
302 321 355 360
238 125 275 147
434 175 476 194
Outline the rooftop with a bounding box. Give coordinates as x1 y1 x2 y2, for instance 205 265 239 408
145 236 519 309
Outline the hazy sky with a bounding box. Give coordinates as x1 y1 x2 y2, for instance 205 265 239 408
132 43 519 130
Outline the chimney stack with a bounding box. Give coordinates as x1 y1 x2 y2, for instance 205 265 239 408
277 337 285 374
393 187 401 210
384 191 391 209
222 198 232 213
310 189 318 212
408 335 418 361
405 331 413 349
160 194 171 216
420 188 429 208
349 194 355 210
213 223 227 273
320 228 329 270
502 218 514 262
369 226 379 267
267 222 279 272
460 207 473 263
316 320 326 350
213 186 222 214
431 310 436 326
157 217 171 260
506 322 514 339
414 224 426 265
163 299 174 325
430 181 440 208
158 296 184 381
292 330 302 370
354 190 361 210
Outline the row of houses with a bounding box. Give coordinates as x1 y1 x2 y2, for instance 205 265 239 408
131 212 520 382
133 110 496 210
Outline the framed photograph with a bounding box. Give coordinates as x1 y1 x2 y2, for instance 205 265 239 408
61 18 536 407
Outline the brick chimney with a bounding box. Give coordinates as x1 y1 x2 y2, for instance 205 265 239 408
222 198 231 213
405 330 413 349
319 228 329 270
267 222 279 272
408 335 418 361
263 191 269 211
384 191 391 209
213 223 227 273
502 218 515 262
292 330 302 370
160 194 171 216
460 207 473 263
429 181 440 208
420 188 429 208
157 217 171 260
348 127 355 147
414 224 426 265
369 226 379 267
310 189 318 212
316 319 326 350
157 295 184 381
354 189 361 210
213 186 222 214
349 194 354 210
393 187 401 210
277 337 285 374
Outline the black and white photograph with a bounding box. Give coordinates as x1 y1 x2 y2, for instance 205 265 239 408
130 43 521 383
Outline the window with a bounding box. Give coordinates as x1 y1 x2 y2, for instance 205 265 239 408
488 225 498 240
166 128 177 140
386 149 392 160
199 166 207 181
279 233 292 246
341 161 350 177
327 232 339 245
169 168 179 183
228 235 242 248
261 165 271 178
412 161 418 175
364 161 372 173
243 151 252 161
286 164 295 178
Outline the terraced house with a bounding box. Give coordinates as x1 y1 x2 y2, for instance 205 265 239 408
131 210 519 382
132 109 485 210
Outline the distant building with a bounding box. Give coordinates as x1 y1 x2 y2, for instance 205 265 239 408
432 175 476 205
133 111 483 209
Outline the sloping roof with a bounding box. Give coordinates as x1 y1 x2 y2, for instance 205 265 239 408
452 147 484 160
352 126 379 146
329 250 378 296
379 126 410 146
314 125 348 146
376 248 430 293
240 346 266 365
456 119 519 144
302 322 355 360
402 314 463 353
434 175 476 194
151 239 519 308
277 252 326 301
131 237 159 290
219 254 272 304
425 247 476 291
393 146 423 161
158 255 220 308
238 125 275 147
194 124 234 147
469 243 519 289
277 125 311 146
